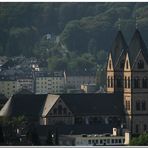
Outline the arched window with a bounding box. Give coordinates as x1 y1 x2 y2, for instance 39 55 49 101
111 77 113 88
126 61 129 69
120 60 124 69
128 77 131 88
109 60 112 69
134 77 140 88
142 77 148 88
107 76 110 88
125 76 127 88
137 60 144 69
58 105 62 115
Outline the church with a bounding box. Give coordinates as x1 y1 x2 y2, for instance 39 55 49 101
0 29 148 136
107 28 148 134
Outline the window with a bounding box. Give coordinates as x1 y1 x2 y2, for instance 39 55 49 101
126 61 129 69
142 77 148 88
111 139 114 144
107 76 110 88
142 101 146 111
136 124 139 133
144 124 147 131
88 140 91 144
126 100 130 110
134 77 140 88
137 60 144 69
109 60 111 69
125 76 127 88
136 101 140 111
111 77 113 88
128 77 131 88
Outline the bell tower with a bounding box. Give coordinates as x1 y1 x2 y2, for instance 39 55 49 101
107 30 128 93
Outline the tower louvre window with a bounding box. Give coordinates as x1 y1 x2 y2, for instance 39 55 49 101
109 60 112 69
137 60 144 69
107 76 110 88
142 77 148 88
124 76 127 88
111 77 113 88
128 77 131 88
134 77 140 88
126 100 130 110
126 61 129 69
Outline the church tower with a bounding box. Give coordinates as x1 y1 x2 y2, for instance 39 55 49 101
107 30 128 93
124 29 148 134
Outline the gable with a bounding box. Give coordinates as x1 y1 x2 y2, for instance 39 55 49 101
124 53 131 71
107 53 114 71
46 97 73 117
132 50 148 70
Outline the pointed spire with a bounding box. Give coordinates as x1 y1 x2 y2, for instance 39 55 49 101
128 29 148 67
110 30 128 67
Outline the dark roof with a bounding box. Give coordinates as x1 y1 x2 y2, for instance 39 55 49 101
60 93 124 116
110 30 128 67
1 94 47 117
15 89 34 95
37 124 114 136
128 29 148 67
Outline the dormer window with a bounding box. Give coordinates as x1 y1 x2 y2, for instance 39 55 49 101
137 60 144 69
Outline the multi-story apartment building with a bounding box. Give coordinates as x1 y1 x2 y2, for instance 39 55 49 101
0 77 17 98
66 72 96 89
35 71 65 94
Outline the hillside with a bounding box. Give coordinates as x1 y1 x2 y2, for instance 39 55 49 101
0 2 148 73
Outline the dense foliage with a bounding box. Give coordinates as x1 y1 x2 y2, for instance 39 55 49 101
130 133 148 145
0 2 148 72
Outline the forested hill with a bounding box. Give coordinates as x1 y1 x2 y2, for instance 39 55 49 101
0 2 148 72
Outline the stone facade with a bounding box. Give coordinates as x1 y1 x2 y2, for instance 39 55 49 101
107 29 148 134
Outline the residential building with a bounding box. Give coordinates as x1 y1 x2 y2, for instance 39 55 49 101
35 71 65 94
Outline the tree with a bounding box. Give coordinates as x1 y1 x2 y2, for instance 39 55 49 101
130 133 148 146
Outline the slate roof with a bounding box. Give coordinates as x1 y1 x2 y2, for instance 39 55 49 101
60 93 124 116
128 29 148 67
0 93 124 117
37 124 115 136
109 30 128 68
0 94 47 117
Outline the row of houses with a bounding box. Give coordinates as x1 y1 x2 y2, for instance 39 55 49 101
0 71 96 98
